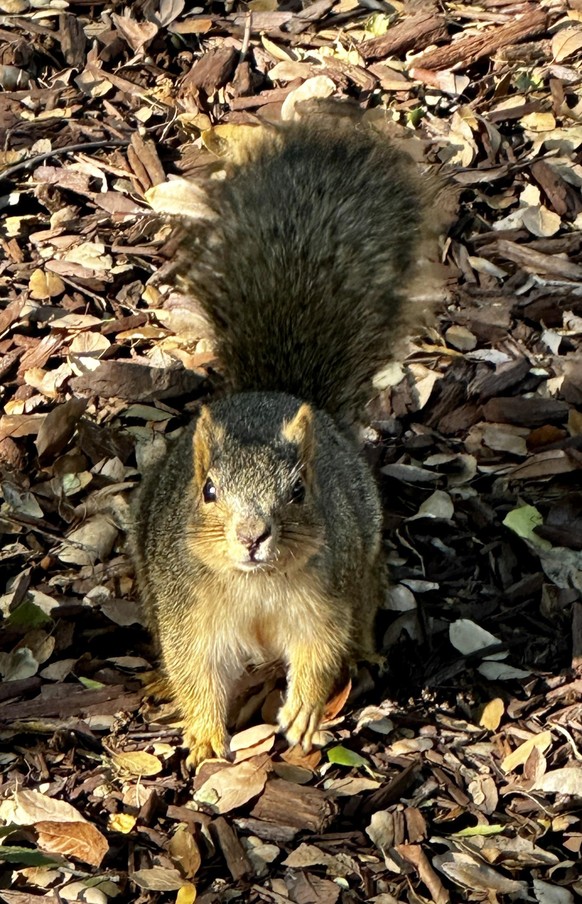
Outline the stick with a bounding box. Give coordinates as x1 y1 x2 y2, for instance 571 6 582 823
411 7 547 72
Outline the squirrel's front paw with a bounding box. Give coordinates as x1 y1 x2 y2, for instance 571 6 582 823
278 698 323 752
184 728 229 770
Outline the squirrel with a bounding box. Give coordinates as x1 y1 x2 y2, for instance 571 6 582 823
130 115 440 768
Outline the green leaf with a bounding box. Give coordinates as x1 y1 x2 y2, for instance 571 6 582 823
327 746 369 768
0 845 63 866
502 505 552 550
8 599 52 629
452 824 506 837
78 677 105 689
406 107 425 128
365 13 391 37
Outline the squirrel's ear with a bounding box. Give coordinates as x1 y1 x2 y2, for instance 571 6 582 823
193 406 222 486
282 403 315 464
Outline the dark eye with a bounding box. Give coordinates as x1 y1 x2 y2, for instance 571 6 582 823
290 476 305 504
203 478 217 503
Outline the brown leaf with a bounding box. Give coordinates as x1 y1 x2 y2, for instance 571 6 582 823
35 820 108 867
194 757 269 814
552 25 582 63
111 12 158 53
34 397 87 459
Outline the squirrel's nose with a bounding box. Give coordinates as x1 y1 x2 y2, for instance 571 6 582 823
237 525 272 553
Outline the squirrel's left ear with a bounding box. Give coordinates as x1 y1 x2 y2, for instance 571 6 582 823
282 403 315 465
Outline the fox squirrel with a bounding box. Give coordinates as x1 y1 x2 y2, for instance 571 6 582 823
130 117 440 768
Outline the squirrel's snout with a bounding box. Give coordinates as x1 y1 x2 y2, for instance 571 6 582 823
235 521 275 564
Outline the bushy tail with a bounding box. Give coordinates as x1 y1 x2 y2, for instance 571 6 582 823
180 118 437 423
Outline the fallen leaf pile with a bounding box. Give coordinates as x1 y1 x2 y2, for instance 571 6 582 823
1 1 581 902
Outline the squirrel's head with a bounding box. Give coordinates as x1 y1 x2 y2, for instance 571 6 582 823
188 396 325 575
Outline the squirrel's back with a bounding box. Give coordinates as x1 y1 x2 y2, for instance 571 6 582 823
181 118 433 423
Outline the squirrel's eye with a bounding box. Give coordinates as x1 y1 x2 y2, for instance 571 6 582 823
290 476 305 504
203 478 217 503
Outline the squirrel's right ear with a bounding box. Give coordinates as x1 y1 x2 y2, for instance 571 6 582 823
193 406 222 487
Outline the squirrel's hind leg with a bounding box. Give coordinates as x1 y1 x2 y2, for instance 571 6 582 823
352 558 387 666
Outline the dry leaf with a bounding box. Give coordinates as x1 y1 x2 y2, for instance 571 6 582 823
28 269 65 299
168 824 202 879
449 619 505 660
501 731 553 773
552 26 582 62
479 698 505 731
434 851 528 895
108 813 137 834
194 759 269 813
322 678 351 723
111 750 163 777
281 76 336 121
230 724 277 753
131 867 188 891
36 820 108 867
145 179 214 218
1 789 88 825
534 767 582 796
57 514 118 566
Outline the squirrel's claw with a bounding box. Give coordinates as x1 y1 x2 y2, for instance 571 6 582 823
184 729 229 770
278 699 323 753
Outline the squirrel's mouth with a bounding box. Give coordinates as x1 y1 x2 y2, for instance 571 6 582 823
233 560 275 573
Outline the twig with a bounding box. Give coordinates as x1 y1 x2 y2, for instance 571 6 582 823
240 11 252 62
0 139 130 182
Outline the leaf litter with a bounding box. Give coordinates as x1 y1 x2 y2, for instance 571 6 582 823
1 1 582 902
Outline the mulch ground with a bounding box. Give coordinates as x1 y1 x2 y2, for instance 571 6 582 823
0 1 581 902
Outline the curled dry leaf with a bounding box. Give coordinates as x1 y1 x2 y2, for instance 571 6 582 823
322 678 352 723
110 750 163 777
229 723 277 753
324 776 381 796
281 75 336 121
0 790 108 867
274 762 318 784
533 878 576 904
57 514 119 566
478 661 531 681
0 647 38 681
62 242 113 273
145 179 215 218
1 789 88 825
355 705 394 735
398 843 449 904
501 730 553 773
283 841 342 871
35 397 87 460
68 332 111 376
